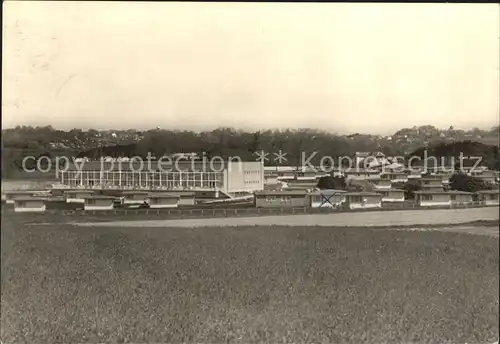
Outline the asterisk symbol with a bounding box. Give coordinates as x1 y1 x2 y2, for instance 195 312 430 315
254 150 269 163
274 150 287 164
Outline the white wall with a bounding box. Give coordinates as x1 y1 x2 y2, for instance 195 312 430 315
419 200 451 207
66 198 86 203
14 204 46 212
84 204 114 211
348 202 382 210
224 161 264 193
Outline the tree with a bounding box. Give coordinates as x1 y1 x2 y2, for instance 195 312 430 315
449 172 496 193
317 176 346 190
401 180 422 200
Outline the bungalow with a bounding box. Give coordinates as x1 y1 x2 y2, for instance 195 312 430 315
84 196 115 211
417 177 443 188
474 170 497 185
4 191 38 204
64 190 95 204
369 178 392 190
295 170 318 181
167 192 196 206
380 172 408 183
420 185 445 193
378 189 405 202
414 191 473 207
343 169 381 181
121 191 149 205
476 189 499 206
13 197 46 213
264 174 279 185
254 190 308 208
342 192 383 210
147 193 179 209
308 189 346 208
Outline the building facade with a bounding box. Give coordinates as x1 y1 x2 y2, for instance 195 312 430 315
58 160 264 196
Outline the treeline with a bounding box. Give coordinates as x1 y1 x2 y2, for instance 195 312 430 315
2 126 500 178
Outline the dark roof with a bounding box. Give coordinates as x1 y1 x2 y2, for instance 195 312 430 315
255 190 307 196
85 196 116 200
344 192 383 196
476 189 499 194
14 197 46 202
63 190 95 194
414 191 472 195
122 191 149 195
147 193 180 198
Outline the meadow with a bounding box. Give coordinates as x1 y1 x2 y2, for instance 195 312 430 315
1 215 499 343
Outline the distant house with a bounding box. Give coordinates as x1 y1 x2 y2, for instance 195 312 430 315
369 178 392 190
84 196 115 211
342 192 383 210
420 185 445 193
417 177 443 188
164 192 196 206
378 189 405 202
14 197 46 213
4 191 38 204
308 189 346 208
264 174 279 185
147 193 179 209
414 191 473 207
64 190 95 204
121 191 149 205
254 190 308 208
380 172 408 183
476 189 499 206
472 170 497 185
343 169 381 181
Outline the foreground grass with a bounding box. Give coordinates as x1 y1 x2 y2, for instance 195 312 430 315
1 217 499 343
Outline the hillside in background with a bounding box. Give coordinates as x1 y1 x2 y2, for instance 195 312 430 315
2 125 499 178
408 141 500 170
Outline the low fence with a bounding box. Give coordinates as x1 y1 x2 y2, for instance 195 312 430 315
3 201 497 220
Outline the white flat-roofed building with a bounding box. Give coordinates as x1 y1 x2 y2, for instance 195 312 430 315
369 178 392 190
4 191 38 204
308 189 346 208
476 189 499 206
84 196 115 211
378 189 405 202
64 190 95 203
147 193 179 209
14 197 46 213
380 172 409 184
343 192 383 210
122 191 149 205
57 160 264 197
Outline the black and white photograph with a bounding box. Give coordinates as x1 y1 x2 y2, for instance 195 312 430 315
1 1 499 343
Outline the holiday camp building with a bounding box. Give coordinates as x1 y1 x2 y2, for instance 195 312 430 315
342 192 383 210
64 190 95 204
121 191 149 205
58 160 264 198
414 191 473 207
147 193 179 209
254 190 309 208
378 189 405 202
369 178 392 190
380 172 408 184
13 197 46 213
308 189 346 208
83 196 115 211
476 189 499 206
4 191 39 204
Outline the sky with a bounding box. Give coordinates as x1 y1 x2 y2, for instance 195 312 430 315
2 2 499 134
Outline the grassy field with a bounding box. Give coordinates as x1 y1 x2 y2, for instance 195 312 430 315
1 215 499 343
